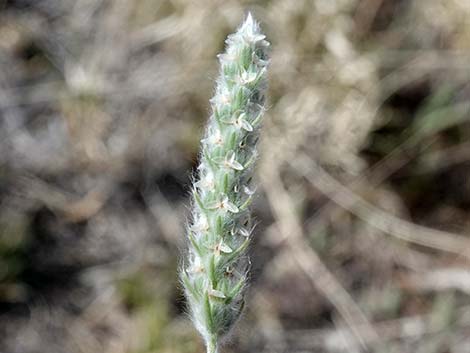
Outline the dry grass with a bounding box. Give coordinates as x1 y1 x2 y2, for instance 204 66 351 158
1 0 470 352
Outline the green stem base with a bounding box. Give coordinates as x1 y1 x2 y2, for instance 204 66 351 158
207 336 218 353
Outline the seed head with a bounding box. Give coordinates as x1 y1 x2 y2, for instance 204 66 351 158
181 13 269 353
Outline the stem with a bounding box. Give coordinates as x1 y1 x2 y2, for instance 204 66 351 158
206 336 218 353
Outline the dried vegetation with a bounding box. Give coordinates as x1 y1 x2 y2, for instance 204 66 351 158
1 0 470 352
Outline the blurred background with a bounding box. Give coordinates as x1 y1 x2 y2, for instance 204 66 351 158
1 0 470 352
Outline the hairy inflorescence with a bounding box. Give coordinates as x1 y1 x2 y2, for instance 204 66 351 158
180 13 269 353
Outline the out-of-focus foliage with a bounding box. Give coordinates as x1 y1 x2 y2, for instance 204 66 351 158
1 0 470 352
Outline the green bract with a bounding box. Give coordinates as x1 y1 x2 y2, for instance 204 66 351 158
181 13 269 353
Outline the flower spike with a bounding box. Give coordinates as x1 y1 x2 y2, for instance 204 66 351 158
180 13 269 353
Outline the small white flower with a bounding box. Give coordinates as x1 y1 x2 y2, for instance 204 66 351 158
205 172 216 188
224 151 244 171
239 227 251 237
231 226 252 238
191 214 209 232
222 197 240 213
237 114 254 131
206 195 239 213
237 70 258 85
245 33 266 44
237 67 266 86
221 196 239 213
208 288 226 299
217 51 239 63
189 256 205 273
208 240 233 256
210 88 232 107
240 13 266 44
220 93 232 105
243 185 256 195
226 112 253 132
216 240 233 254
195 170 215 190
259 39 270 47
202 127 223 146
